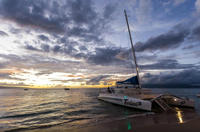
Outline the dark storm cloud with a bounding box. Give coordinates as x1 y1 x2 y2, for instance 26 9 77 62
24 40 87 59
66 0 113 43
0 30 8 36
25 44 40 51
41 44 50 52
0 0 66 33
38 35 49 41
135 22 200 52
69 0 97 24
0 0 116 43
86 46 158 67
63 43 79 55
58 37 67 44
53 45 61 53
135 25 190 52
87 47 128 66
79 46 88 51
103 4 116 19
143 69 200 86
86 46 157 67
86 75 110 85
191 25 200 41
140 59 194 70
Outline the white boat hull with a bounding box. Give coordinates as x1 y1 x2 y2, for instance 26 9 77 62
98 93 152 111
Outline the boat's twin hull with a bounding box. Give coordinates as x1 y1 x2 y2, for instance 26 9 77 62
98 93 152 111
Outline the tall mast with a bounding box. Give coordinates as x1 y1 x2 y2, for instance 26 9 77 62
124 10 141 89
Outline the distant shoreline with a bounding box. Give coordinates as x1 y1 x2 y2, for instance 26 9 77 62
0 86 200 89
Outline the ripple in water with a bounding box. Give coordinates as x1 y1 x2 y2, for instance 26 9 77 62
0 88 200 131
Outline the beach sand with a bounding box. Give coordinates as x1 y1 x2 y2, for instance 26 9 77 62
26 109 200 132
67 117 200 132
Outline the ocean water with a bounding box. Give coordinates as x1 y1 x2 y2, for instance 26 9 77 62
0 88 200 131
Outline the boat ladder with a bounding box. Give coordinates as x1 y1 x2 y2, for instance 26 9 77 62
154 98 172 111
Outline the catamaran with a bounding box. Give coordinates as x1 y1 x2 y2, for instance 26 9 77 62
98 10 194 112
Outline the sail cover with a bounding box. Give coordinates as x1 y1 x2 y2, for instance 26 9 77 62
116 76 139 85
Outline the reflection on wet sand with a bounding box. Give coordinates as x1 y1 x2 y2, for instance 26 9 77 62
175 107 184 123
121 107 195 131
107 106 196 132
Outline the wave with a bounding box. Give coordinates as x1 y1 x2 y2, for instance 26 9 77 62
5 117 92 132
0 109 59 119
64 109 91 116
39 101 65 106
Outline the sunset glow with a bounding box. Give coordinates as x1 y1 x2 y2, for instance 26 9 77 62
0 0 200 88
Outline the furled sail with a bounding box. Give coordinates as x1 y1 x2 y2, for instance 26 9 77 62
116 76 139 85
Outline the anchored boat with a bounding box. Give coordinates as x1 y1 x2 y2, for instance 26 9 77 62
98 10 194 112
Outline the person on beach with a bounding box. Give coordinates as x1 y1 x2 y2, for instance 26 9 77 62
107 87 112 93
107 87 115 93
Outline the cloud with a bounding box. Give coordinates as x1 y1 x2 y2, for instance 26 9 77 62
135 24 190 52
0 0 198 87
24 40 88 59
0 0 67 33
38 35 49 41
103 3 116 20
0 71 25 81
0 30 8 36
40 44 50 52
25 44 40 51
191 25 200 40
25 43 51 53
9 28 23 34
195 0 200 13
69 0 97 24
87 47 129 66
0 73 10 78
140 59 195 70
135 0 152 24
173 0 186 6
143 68 200 86
79 45 88 51
0 62 7 68
0 53 82 74
52 45 61 53
86 75 110 85
53 78 85 83
0 0 116 44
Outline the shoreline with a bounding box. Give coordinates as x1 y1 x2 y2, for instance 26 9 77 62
69 117 200 132
25 109 199 132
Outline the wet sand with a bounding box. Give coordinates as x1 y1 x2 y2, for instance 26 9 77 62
26 109 200 132
68 117 200 132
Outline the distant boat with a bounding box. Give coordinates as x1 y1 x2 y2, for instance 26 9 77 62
98 10 194 112
64 88 70 90
24 88 28 91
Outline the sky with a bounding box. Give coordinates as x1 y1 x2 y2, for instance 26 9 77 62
0 0 200 88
